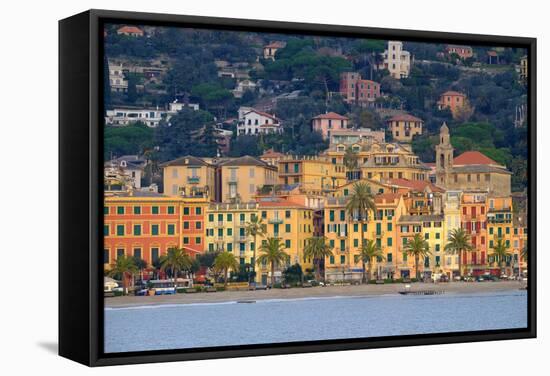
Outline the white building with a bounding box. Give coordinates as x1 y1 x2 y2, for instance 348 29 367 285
105 108 166 127
237 107 283 136
168 101 200 112
380 41 411 79
104 155 147 189
108 61 128 92
232 79 257 98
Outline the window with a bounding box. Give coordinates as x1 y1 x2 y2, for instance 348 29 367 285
353 239 358 247
167 206 175 214
425 233 429 240
196 207 202 215
387 253 393 263
103 249 109 264
133 206 141 215
183 207 190 215
104 225 109 236
104 207 109 215
167 224 175 235
196 222 202 230
435 233 440 239
183 237 189 245
340 255 345 264
151 224 159 236
208 214 214 222
117 248 125 259
353 223 358 232
133 225 141 236
183 221 190 230
116 225 124 236
133 248 142 259
117 206 125 215
261 211 267 219
387 223 393 231
227 228 233 236
285 240 291 248
152 206 159 215
340 210 346 221
285 224 291 233
387 237 393 246
329 255 335 264
227 214 233 222
208 244 214 252
329 210 335 221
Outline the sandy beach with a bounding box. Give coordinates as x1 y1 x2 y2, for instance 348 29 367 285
105 281 527 308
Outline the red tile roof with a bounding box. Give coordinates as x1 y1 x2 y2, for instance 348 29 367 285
453 151 498 166
312 112 349 120
387 114 423 123
386 178 445 193
374 193 402 204
264 41 286 49
261 149 284 158
245 109 280 122
257 199 307 209
441 90 465 97
117 26 144 35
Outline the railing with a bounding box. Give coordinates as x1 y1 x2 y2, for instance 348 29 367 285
268 218 284 224
187 176 200 184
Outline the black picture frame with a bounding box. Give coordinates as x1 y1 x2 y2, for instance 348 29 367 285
59 9 537 367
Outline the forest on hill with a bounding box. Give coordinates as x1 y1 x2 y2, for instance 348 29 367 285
104 25 528 191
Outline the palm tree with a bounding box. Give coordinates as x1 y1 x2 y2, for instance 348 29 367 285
245 215 266 283
132 256 148 283
160 247 193 289
109 255 138 295
256 237 289 286
357 239 385 283
490 237 512 276
404 234 431 280
346 182 376 249
213 251 240 287
303 236 334 282
521 240 528 263
343 147 359 180
444 228 473 279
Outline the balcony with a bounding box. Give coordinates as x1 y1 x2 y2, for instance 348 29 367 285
268 218 284 224
187 176 201 184
214 221 224 227
228 177 238 185
236 235 248 242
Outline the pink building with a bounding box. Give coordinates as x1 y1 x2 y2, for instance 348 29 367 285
311 112 349 140
339 72 380 104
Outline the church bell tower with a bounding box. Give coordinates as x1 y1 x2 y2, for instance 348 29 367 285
435 122 454 188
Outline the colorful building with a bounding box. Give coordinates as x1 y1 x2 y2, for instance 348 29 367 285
278 156 346 195
460 191 490 276
312 112 349 140
218 156 278 203
446 45 474 59
103 193 208 273
386 113 423 142
437 90 467 116
161 156 216 198
263 41 286 60
339 72 381 105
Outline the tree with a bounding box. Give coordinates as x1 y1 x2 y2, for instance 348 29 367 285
245 215 266 283
160 247 193 289
521 241 528 263
282 264 303 285
404 234 431 280
108 255 138 295
346 182 376 248
303 236 334 282
444 228 473 279
489 237 512 276
132 256 148 283
256 237 289 286
357 239 385 283
213 251 240 287
343 147 359 180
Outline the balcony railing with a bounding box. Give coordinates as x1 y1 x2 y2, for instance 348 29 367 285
187 176 200 184
268 218 284 224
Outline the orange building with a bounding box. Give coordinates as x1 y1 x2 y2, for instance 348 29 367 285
103 193 208 273
460 192 491 275
438 91 466 116
446 45 473 59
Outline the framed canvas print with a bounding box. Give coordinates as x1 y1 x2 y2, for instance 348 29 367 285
59 9 536 366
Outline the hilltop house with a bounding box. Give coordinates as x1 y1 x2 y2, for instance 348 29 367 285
108 61 128 93
263 41 286 60
237 107 283 136
446 45 474 59
379 41 411 79
116 25 144 37
339 72 381 105
386 113 423 142
311 112 349 140
437 90 467 117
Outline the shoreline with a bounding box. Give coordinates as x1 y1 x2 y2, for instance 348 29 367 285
105 281 526 308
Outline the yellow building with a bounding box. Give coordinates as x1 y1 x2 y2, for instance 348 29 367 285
324 141 430 181
386 114 423 143
278 156 346 195
204 202 260 269
256 199 315 285
161 156 216 198
323 193 407 282
218 156 278 203
487 196 515 274
443 190 462 277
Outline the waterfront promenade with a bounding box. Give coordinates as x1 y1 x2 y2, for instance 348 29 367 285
105 281 526 308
